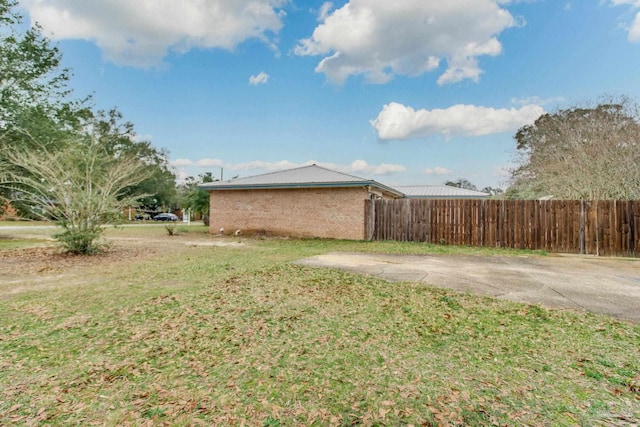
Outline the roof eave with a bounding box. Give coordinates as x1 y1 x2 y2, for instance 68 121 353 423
200 181 404 197
404 195 489 199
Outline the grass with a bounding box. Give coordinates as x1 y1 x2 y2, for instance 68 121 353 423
0 222 55 250
0 236 52 250
1 222 550 257
0 220 52 226
0 229 638 426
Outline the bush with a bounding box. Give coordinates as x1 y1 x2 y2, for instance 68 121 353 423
53 228 105 254
165 223 177 236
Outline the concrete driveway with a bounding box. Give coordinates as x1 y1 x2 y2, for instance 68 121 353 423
296 252 640 323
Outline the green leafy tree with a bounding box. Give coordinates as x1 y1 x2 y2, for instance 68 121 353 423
182 172 215 225
0 0 88 212
85 109 177 211
508 97 640 199
0 0 72 125
0 0 177 246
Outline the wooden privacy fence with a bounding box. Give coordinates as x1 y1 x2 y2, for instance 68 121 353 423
364 199 640 257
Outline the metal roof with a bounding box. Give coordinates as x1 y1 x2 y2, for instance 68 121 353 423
199 164 404 196
393 185 489 199
199 165 489 199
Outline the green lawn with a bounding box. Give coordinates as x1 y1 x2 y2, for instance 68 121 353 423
0 236 52 250
0 220 53 227
0 222 55 250
0 229 638 426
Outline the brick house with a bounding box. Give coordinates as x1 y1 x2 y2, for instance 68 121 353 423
200 164 403 239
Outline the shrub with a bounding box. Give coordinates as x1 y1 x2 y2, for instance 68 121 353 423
53 227 106 254
165 223 177 236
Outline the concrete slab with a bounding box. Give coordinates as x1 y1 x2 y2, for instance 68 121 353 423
295 252 640 323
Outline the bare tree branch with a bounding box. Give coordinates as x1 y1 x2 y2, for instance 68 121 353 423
508 97 640 200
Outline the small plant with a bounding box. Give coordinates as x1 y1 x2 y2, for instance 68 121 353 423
142 407 166 419
263 415 281 427
54 227 106 254
165 223 177 236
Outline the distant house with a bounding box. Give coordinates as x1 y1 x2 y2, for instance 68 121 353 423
392 185 489 199
0 201 17 220
199 164 403 239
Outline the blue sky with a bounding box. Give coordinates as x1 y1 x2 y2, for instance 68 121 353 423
19 0 640 189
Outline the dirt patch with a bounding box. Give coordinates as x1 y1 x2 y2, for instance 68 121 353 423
110 237 245 247
0 242 154 297
0 245 147 275
0 233 246 298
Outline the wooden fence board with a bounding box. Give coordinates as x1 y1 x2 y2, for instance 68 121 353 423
364 199 639 257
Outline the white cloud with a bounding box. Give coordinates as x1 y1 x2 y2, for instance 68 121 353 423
611 0 640 42
232 160 300 171
341 160 406 175
195 158 224 167
371 102 544 140
424 167 452 176
629 11 640 41
171 158 405 177
169 158 193 167
231 159 404 175
611 0 640 6
317 2 334 22
22 0 287 67
295 0 516 84
249 71 270 85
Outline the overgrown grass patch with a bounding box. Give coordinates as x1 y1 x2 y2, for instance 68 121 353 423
0 237 637 426
257 237 548 258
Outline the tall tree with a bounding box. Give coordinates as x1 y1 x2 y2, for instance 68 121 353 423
507 98 640 199
86 109 177 211
0 0 87 212
0 0 177 228
0 0 75 128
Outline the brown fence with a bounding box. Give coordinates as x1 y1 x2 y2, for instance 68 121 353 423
364 199 640 257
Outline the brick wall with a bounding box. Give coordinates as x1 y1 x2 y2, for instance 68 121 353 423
208 187 375 239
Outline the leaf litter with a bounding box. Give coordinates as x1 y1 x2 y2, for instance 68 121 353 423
0 234 638 425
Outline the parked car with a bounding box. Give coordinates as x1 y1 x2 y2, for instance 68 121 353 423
153 213 179 221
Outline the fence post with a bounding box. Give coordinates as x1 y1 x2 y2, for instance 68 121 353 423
631 201 636 257
480 199 485 247
365 199 375 241
595 201 600 257
631 201 637 257
580 199 585 255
